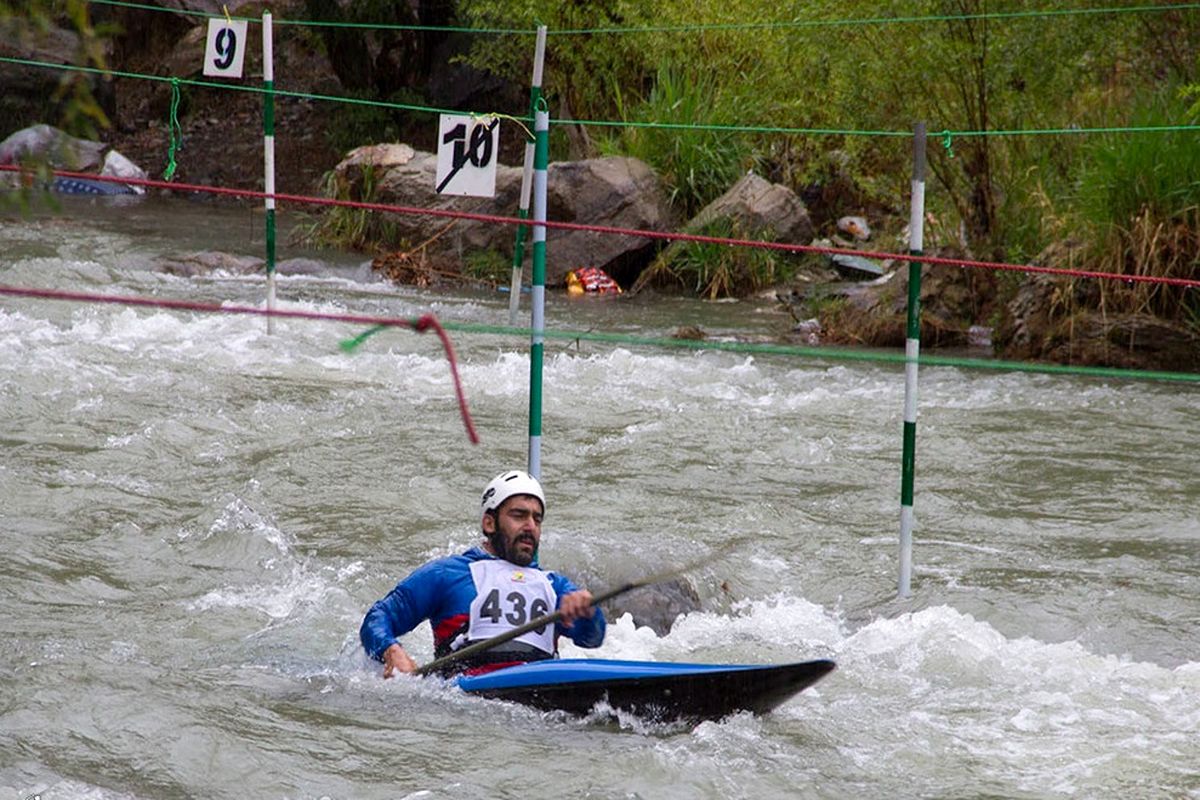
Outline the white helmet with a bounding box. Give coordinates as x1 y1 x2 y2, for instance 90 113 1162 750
481 470 545 515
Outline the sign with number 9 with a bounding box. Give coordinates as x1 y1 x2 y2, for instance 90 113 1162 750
203 18 249 79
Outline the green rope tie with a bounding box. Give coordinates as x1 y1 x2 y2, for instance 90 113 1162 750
162 78 182 181
340 324 388 352
941 129 955 159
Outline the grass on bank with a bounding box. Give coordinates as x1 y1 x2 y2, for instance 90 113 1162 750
633 216 793 299
1072 90 1200 325
296 165 406 253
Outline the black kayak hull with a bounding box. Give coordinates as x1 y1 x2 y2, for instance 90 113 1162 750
456 658 836 722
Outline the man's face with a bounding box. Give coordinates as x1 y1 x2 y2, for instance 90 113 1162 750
483 494 543 566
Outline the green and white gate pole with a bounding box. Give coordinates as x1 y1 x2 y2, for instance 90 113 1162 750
507 25 548 326
527 100 549 480
899 122 927 598
262 11 277 334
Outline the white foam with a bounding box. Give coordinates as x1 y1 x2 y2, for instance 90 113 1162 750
187 566 334 620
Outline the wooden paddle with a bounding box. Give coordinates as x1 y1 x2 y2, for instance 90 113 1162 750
414 543 731 677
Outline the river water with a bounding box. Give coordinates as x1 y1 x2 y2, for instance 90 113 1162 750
1 196 1197 800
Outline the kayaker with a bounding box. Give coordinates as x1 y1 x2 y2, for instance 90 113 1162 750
360 469 606 678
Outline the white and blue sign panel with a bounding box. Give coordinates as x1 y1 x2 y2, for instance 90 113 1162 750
435 114 500 197
203 18 249 78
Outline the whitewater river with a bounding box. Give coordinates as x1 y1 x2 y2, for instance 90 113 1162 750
1 196 1197 800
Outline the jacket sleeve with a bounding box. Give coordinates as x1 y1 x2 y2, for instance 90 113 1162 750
550 572 607 649
359 560 445 662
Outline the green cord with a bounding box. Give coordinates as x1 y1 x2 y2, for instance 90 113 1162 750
5 55 1200 140
82 0 1200 37
428 321 1200 386
162 78 182 181
339 324 389 352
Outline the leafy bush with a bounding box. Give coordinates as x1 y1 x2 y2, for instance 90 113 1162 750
608 66 751 217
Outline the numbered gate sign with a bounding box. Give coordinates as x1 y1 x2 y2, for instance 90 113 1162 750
203 18 249 78
435 114 500 197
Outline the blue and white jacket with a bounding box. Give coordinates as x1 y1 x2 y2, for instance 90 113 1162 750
360 547 606 672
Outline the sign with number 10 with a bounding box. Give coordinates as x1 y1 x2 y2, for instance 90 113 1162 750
435 114 500 197
203 18 249 78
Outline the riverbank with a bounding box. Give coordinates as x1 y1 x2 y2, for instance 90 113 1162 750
5 1 1197 373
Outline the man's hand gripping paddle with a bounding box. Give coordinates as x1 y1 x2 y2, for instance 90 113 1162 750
414 543 733 677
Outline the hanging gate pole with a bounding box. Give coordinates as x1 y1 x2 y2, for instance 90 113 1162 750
527 101 549 480
508 26 548 325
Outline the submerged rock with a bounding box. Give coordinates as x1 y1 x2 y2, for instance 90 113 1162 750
597 577 703 636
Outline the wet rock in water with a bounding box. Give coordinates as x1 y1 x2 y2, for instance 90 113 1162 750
968 325 993 348
155 251 263 277
791 318 822 345
671 325 706 340
598 577 702 636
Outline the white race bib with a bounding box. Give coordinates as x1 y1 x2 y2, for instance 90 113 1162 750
466 560 557 655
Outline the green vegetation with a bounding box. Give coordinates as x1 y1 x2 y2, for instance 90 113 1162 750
453 0 1199 322
323 88 427 157
296 166 405 252
634 217 791 299
1074 89 1200 323
462 247 511 285
4 0 1198 330
605 66 751 217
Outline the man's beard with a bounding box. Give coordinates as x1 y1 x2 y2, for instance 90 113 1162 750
492 531 536 566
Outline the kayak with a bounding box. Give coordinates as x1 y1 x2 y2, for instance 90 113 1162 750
455 658 835 722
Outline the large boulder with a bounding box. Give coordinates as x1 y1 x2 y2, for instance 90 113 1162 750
0 124 106 169
995 272 1200 370
0 124 147 194
544 157 677 285
341 142 525 260
596 578 702 636
332 144 675 285
688 172 814 245
632 172 814 296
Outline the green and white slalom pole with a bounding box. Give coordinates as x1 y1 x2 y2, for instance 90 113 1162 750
262 11 277 334
899 122 927 598
507 25 547 326
527 99 549 480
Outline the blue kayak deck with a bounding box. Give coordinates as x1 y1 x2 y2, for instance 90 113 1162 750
456 658 835 722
